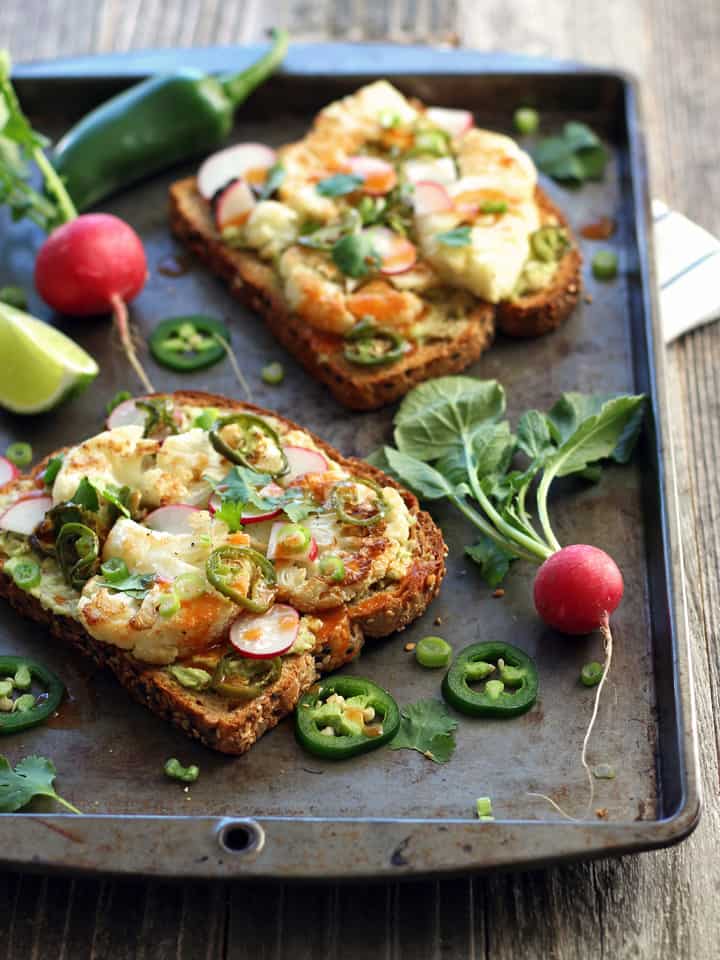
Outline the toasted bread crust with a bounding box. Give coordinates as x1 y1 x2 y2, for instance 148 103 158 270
169 178 495 411
168 179 580 407
496 190 582 338
0 392 446 753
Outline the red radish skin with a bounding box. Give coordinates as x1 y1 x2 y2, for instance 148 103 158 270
34 214 154 393
533 544 623 635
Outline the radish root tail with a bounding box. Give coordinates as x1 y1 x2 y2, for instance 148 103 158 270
529 614 614 821
110 293 155 394
213 332 251 401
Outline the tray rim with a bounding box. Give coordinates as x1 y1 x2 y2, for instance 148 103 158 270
0 44 700 880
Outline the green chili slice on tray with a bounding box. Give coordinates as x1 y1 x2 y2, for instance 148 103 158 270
209 413 289 477
211 654 281 699
332 476 387 527
442 641 538 718
295 676 401 760
0 656 64 735
149 316 230 372
343 325 407 366
206 545 277 612
56 522 100 589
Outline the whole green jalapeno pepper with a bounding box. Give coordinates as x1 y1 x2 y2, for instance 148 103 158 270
52 29 289 211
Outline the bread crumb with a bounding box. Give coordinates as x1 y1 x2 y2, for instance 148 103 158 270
404 642 416 652
584 294 594 304
492 588 505 598
434 616 443 625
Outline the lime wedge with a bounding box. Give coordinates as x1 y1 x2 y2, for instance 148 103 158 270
0 302 99 414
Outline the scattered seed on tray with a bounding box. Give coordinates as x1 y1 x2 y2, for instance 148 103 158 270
404 642 416 652
493 588 505 598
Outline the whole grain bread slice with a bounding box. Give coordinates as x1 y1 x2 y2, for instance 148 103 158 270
0 391 446 754
168 179 580 408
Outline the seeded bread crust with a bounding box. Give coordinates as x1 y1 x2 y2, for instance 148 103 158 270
168 180 580 408
0 391 446 754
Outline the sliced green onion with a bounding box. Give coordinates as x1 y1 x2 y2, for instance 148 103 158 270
415 635 452 669
513 107 539 135
476 796 494 820
174 572 206 600
479 200 508 215
5 442 32 468
106 390 132 415
100 557 129 583
591 250 618 280
580 661 604 687
158 592 180 619
319 555 345 583
7 558 41 591
278 523 311 552
261 362 285 386
192 408 220 431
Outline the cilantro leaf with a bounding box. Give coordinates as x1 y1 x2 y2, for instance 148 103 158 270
101 483 132 518
214 498 244 533
332 232 381 278
0 754 80 814
465 535 515 587
533 122 608 184
316 173 364 197
220 466 273 504
96 572 156 600
71 477 99 512
436 226 472 247
42 455 64 488
259 162 286 200
390 699 457 763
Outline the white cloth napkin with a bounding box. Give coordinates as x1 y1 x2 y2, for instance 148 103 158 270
653 201 720 342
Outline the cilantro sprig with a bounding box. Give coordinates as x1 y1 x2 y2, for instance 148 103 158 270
0 754 81 814
390 699 458 763
533 122 608 184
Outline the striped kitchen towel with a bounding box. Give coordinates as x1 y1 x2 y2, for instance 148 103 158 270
654 200 720 342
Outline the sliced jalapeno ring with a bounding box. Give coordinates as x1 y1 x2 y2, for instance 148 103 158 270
136 398 179 438
209 413 289 477
332 475 387 527
56 522 100 589
530 225 569 263
442 641 538 718
0 655 64 735
149 315 230 372
344 315 378 340
206 545 277 613
211 654 281 699
343 327 407 366
295 676 401 760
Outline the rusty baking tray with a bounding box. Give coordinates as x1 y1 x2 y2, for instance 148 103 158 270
0 43 698 879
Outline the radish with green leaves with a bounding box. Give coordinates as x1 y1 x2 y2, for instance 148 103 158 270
372 375 645 815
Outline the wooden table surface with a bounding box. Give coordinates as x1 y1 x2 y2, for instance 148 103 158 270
1 1 719 957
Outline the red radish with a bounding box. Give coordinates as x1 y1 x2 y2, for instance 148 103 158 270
209 482 284 524
533 544 623 635
346 155 397 195
267 521 318 562
34 214 154 393
0 495 52 535
425 107 474 138
214 179 256 231
106 397 147 431
197 143 276 200
144 504 200 536
412 181 453 216
282 446 328 482
403 156 457 186
0 457 19 487
368 226 417 275
230 603 299 659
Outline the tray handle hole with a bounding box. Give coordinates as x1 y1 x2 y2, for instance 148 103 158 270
218 820 264 855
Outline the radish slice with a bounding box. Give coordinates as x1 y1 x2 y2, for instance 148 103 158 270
267 522 318 562
230 604 300 659
346 155 397 195
215 179 256 232
368 226 417 275
0 457 19 487
197 143 276 200
403 156 457 187
144 504 200 536
413 181 453 216
425 107 474 138
209 482 284 524
0 495 52 536
106 397 147 431
283 446 328 482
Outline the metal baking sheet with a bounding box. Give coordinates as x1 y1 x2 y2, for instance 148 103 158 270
0 44 698 878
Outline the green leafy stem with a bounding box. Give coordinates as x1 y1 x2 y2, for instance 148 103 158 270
369 377 646 586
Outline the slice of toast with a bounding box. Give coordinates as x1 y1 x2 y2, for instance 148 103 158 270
169 180 580 410
0 392 446 754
